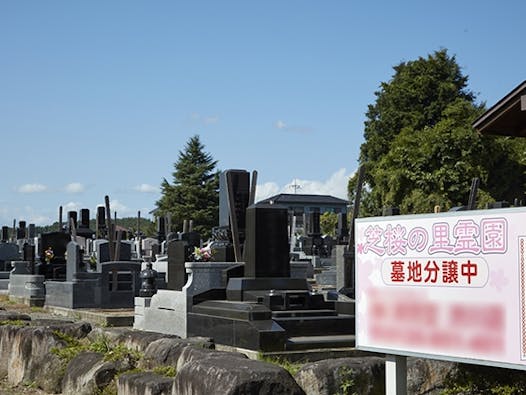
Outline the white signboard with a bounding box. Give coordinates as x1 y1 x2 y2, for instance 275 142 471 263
355 207 526 370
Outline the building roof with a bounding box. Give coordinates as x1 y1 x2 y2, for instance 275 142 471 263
257 193 349 206
472 80 526 137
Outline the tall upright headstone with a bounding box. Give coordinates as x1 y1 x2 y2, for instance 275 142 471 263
219 170 250 243
28 224 36 240
336 213 348 244
166 239 188 290
157 216 166 243
96 206 106 239
77 208 94 239
1 226 9 242
244 204 290 278
66 241 82 282
17 221 27 240
67 211 78 234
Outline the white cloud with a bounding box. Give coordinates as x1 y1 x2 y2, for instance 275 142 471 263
62 201 82 212
191 113 219 125
134 184 159 193
64 182 85 193
28 214 53 226
17 183 47 193
275 120 313 134
109 199 132 217
256 168 354 202
276 120 287 129
255 182 280 202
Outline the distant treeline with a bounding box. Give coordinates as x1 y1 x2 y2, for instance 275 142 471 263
35 217 156 237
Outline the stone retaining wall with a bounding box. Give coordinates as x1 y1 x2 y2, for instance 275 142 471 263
0 312 455 394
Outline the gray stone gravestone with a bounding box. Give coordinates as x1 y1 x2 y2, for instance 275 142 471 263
28 224 36 239
66 241 83 282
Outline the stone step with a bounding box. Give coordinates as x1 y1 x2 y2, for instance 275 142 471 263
274 314 355 337
271 309 337 318
285 334 356 351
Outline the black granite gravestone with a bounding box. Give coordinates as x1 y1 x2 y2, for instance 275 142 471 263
16 221 26 240
96 241 132 269
188 201 355 351
96 206 106 238
157 216 166 243
336 212 348 244
39 231 71 279
219 170 250 243
77 208 95 239
244 204 290 278
1 226 9 242
67 211 78 233
0 243 20 271
166 239 187 290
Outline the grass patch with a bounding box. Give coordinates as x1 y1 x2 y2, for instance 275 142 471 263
336 366 356 395
51 332 142 365
0 319 28 326
258 355 303 376
153 365 177 378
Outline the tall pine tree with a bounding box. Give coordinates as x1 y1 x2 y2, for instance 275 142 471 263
156 135 219 239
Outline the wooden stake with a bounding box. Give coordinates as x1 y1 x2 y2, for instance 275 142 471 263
348 165 365 249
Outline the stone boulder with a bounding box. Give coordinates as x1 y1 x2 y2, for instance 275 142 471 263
173 354 305 395
87 327 213 354
118 372 174 395
0 311 31 323
0 321 91 389
407 357 458 395
294 357 385 395
140 338 215 369
62 351 134 395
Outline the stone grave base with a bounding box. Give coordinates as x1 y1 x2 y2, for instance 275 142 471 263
8 274 45 307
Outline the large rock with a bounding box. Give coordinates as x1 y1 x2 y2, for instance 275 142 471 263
141 338 215 369
0 322 91 388
407 358 458 395
62 351 134 395
118 372 174 395
294 357 385 395
87 327 213 353
173 355 305 395
175 345 248 372
0 311 31 322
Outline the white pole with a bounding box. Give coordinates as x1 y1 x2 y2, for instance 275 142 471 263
385 354 407 395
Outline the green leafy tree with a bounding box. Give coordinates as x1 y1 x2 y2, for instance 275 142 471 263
320 212 338 237
156 135 219 239
350 49 526 215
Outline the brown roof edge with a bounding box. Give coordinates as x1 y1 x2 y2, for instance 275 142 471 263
472 80 526 134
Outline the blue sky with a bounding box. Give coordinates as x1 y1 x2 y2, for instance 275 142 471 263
1 1 525 226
